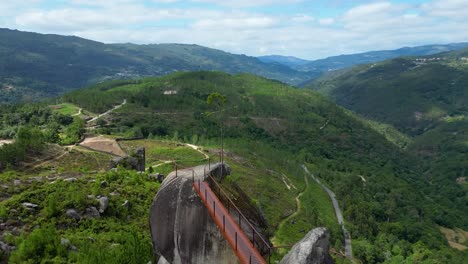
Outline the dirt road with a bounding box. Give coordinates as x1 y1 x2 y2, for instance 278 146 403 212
302 165 353 259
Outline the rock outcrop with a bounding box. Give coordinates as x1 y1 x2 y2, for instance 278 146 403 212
280 227 334 264
110 147 145 172
149 163 237 264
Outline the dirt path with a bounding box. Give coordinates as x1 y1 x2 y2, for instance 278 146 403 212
21 146 68 170
87 99 126 124
302 164 353 260
186 143 210 159
272 175 308 247
72 108 82 117
0 139 14 147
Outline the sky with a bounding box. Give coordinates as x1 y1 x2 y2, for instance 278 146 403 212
0 0 467 59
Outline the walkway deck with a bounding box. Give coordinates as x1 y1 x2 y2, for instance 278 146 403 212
193 180 266 264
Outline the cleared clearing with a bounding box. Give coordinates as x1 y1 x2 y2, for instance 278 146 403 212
80 135 127 156
440 226 468 250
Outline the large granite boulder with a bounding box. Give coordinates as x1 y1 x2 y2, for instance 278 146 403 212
110 147 145 172
149 163 237 264
280 227 334 264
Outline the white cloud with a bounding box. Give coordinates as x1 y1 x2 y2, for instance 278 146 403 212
192 16 276 30
191 0 303 8
319 18 334 25
292 14 314 23
2 0 468 60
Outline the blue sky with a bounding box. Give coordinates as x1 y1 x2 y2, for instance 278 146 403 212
0 0 467 59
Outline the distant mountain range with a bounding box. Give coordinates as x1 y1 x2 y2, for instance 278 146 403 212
1 27 467 104
257 55 310 68
306 47 468 136
0 28 310 103
258 43 468 74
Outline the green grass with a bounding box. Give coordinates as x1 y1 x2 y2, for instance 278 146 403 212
272 176 341 257
0 167 160 263
118 139 207 168
50 103 81 116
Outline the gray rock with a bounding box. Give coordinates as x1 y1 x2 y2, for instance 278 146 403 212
84 207 100 219
13 180 21 186
61 238 70 247
64 177 77 182
22 202 39 209
66 209 81 221
279 227 334 264
100 181 109 188
98 197 109 213
150 163 239 264
0 241 10 254
149 173 165 183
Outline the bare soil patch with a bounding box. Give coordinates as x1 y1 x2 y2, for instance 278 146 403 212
440 226 468 250
80 135 127 157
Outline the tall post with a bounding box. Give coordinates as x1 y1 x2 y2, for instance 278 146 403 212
235 232 238 251
252 228 255 246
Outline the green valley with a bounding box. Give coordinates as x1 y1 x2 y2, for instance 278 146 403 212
1 72 466 263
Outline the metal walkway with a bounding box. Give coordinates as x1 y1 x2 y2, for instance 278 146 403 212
193 180 266 264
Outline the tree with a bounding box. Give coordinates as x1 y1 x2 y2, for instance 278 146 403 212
206 92 227 164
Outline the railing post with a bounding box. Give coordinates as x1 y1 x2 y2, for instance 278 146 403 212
198 179 201 190
268 248 271 264
192 170 194 183
223 215 225 232
209 158 211 169
252 228 255 246
175 163 178 177
249 255 252 264
235 232 238 251
205 189 207 200
239 214 241 228
213 201 216 215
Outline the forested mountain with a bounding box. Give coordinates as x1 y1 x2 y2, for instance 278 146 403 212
0 72 467 262
306 48 468 135
257 55 310 68
294 43 468 73
307 49 468 252
0 28 310 104
60 72 465 261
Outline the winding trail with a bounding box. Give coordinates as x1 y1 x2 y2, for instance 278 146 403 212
185 143 210 159
273 175 309 241
302 165 353 260
87 99 127 124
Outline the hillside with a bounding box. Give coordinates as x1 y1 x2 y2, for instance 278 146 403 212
257 55 310 68
0 72 467 263
0 28 310 104
307 48 468 136
61 72 467 260
307 49 468 251
295 42 468 73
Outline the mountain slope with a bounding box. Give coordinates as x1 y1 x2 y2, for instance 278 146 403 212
62 72 468 257
306 50 468 247
295 43 468 73
0 28 311 104
307 48 468 136
257 55 310 68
